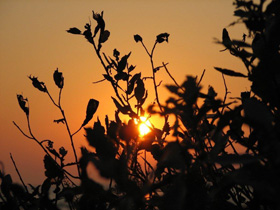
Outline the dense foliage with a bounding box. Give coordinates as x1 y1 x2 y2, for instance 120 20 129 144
1 0 280 209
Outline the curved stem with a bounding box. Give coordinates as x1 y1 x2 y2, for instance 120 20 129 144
46 90 59 108
150 42 163 112
21 109 79 184
140 41 164 112
60 109 81 178
10 153 29 193
13 121 33 139
47 88 81 178
162 62 183 90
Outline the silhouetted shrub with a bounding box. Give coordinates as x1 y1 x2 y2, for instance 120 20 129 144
1 0 279 209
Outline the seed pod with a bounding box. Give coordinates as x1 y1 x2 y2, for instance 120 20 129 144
82 99 99 127
53 68 64 89
28 75 47 92
17 94 29 116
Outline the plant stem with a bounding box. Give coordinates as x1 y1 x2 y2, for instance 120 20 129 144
61 109 81 178
162 62 183 90
46 89 81 178
141 41 163 112
10 153 29 193
14 114 78 186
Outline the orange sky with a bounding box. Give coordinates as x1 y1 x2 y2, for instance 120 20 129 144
0 0 250 185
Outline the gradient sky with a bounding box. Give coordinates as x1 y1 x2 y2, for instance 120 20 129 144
0 0 250 185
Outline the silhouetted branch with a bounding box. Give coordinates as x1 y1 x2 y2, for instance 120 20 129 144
162 62 183 90
197 69 206 87
92 78 106 84
10 153 29 193
221 73 230 114
12 121 33 139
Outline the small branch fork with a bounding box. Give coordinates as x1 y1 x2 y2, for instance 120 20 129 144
46 88 81 178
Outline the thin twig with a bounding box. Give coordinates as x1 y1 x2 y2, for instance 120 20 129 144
58 88 63 107
197 69 206 87
10 153 29 193
47 87 81 178
60 109 81 178
150 42 163 112
13 121 33 139
46 90 59 108
92 78 106 84
141 41 151 57
162 62 183 90
221 73 230 114
71 126 82 137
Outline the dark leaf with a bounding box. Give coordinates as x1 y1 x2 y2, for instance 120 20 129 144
17 94 29 115
139 90 148 106
156 33 170 43
92 11 105 37
166 85 179 94
231 39 251 47
128 65 136 73
238 49 253 58
41 178 51 195
114 72 129 81
135 78 145 102
53 118 65 124
117 52 131 72
103 74 114 82
119 119 139 142
53 68 64 89
43 155 63 179
134 34 143 43
111 97 130 114
151 144 162 161
109 56 118 68
138 132 155 151
66 27 81 35
242 97 274 130
158 142 185 169
28 75 47 92
47 147 60 158
222 28 232 49
214 67 247 77
113 49 120 61
242 33 247 42
99 30 110 43
83 23 93 44
59 147 67 158
82 99 99 127
234 9 249 17
127 73 141 95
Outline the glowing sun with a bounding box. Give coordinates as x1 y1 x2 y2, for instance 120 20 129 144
135 116 152 136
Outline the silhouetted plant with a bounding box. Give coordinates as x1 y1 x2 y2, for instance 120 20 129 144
1 0 279 209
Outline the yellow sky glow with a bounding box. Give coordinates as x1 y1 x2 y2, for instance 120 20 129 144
0 0 250 185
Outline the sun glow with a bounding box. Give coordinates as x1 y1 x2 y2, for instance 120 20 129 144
135 116 152 136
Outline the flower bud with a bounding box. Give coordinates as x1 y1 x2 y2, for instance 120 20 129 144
28 75 47 92
134 34 143 43
53 68 64 89
17 94 29 116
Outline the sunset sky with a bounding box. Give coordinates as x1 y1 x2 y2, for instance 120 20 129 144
0 0 250 185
